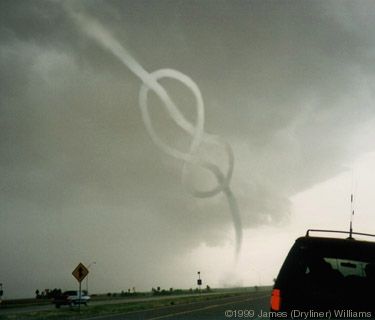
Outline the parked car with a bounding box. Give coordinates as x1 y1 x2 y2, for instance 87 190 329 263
53 290 90 308
270 229 375 319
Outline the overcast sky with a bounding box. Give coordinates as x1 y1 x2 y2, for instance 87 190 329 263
1 0 375 298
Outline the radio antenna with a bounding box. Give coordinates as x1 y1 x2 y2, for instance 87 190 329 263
349 169 356 239
349 193 354 239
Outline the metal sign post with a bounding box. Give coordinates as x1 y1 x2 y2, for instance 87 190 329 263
72 263 89 311
78 281 81 311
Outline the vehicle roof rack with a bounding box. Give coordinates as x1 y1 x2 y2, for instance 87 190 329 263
305 229 375 240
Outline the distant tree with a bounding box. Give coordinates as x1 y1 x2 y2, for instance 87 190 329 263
35 289 40 299
49 288 61 299
206 285 211 292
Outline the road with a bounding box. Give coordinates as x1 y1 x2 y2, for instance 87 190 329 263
0 291 269 316
85 292 270 320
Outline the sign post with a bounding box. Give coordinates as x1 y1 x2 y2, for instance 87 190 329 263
72 263 89 311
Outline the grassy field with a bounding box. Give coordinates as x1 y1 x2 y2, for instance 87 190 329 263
0 288 270 320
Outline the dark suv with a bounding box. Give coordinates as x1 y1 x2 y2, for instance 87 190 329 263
270 230 375 319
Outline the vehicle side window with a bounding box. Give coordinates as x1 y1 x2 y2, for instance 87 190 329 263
365 262 375 281
324 258 369 278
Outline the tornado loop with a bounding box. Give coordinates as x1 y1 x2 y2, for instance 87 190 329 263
68 8 243 259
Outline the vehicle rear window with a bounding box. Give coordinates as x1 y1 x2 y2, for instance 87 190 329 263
64 291 77 295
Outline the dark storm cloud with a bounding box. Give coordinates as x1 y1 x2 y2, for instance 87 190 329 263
1 0 375 296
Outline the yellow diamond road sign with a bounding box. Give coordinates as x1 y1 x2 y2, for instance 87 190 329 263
72 263 89 282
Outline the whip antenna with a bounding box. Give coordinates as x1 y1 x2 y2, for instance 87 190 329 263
349 193 354 239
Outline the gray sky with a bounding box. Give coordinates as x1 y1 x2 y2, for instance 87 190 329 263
1 0 375 298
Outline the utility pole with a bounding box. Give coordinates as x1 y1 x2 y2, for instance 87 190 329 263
197 271 202 291
0 283 3 305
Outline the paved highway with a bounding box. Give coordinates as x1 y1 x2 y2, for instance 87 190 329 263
85 292 270 320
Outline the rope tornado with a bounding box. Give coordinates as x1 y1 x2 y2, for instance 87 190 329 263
68 9 243 259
